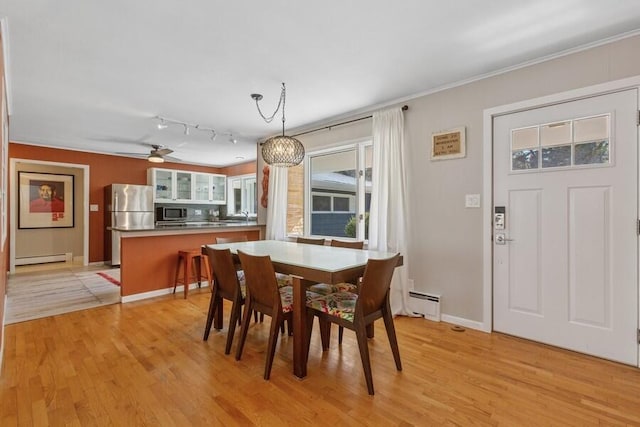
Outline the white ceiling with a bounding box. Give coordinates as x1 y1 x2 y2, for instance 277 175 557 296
2 1 640 167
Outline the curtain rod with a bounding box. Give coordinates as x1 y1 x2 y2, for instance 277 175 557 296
292 105 408 138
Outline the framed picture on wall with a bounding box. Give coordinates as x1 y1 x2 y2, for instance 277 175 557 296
18 172 74 229
431 126 466 160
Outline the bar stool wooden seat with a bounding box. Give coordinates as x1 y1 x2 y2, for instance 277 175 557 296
173 249 212 299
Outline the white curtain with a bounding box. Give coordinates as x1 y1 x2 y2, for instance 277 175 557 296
265 165 288 240
369 107 411 315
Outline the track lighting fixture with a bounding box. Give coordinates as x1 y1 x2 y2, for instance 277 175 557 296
154 116 235 144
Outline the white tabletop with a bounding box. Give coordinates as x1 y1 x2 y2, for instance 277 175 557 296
206 240 398 273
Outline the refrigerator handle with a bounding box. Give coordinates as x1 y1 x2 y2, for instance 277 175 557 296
114 192 118 213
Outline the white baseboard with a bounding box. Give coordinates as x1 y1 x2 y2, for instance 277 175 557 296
441 314 488 332
121 282 210 304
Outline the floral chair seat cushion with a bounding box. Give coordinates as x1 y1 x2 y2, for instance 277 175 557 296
237 271 247 298
306 291 358 323
275 272 292 288
278 286 323 313
307 282 357 296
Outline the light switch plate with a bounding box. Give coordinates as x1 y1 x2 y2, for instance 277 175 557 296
465 194 480 208
90 204 99 212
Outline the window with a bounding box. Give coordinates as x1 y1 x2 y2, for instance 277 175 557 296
511 114 610 171
226 174 257 216
292 141 371 240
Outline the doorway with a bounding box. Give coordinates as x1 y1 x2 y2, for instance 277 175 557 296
490 88 638 365
9 158 90 273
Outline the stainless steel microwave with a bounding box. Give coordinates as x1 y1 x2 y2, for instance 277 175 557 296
156 206 187 221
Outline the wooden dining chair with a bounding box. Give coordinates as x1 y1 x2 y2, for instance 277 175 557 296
202 246 248 355
329 239 364 249
215 235 248 244
305 253 402 395
235 251 294 380
213 235 262 324
296 236 326 245
308 239 364 295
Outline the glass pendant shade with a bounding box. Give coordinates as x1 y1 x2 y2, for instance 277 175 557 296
262 134 305 167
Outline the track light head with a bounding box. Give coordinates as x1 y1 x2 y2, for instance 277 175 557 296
157 118 168 130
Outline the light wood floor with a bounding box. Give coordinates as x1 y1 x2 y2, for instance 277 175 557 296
1 288 639 426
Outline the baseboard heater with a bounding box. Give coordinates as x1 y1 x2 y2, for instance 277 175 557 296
16 252 72 266
409 291 441 322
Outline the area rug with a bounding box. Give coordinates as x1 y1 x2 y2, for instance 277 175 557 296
5 268 121 324
97 270 121 286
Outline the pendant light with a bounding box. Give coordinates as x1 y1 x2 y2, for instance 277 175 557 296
251 83 305 167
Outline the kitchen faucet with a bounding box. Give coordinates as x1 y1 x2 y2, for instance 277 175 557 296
241 210 249 221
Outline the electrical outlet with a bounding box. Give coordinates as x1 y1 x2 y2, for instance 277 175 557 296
90 204 99 212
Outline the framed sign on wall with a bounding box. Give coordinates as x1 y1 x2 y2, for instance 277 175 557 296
431 127 466 160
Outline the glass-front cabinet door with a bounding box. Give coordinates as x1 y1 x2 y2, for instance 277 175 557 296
211 175 226 203
152 169 174 202
175 172 192 201
194 173 210 202
148 168 225 204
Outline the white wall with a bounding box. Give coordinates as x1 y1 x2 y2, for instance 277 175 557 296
296 34 640 324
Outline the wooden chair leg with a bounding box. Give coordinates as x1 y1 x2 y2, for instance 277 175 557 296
382 309 402 371
225 300 241 355
235 300 253 361
304 311 315 365
203 292 219 340
173 254 182 294
319 318 331 351
338 326 344 345
193 256 201 288
264 313 282 380
355 323 375 395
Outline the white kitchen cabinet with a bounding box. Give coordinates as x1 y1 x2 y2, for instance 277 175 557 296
148 168 225 204
193 172 226 204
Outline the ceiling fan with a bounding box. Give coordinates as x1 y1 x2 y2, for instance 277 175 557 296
147 144 176 163
114 143 182 163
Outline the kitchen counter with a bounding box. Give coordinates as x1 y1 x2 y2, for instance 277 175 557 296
116 222 264 300
112 221 260 236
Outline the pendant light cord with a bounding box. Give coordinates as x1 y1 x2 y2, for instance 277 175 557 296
255 83 286 124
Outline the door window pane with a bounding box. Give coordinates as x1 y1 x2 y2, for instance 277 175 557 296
574 116 609 142
575 140 609 165
541 121 571 146
542 145 571 168
512 127 538 150
512 149 539 170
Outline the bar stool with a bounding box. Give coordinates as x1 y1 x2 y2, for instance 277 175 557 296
173 249 212 299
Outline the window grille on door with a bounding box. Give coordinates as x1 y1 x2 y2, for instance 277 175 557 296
510 114 610 171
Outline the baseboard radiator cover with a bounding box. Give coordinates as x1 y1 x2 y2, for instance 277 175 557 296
15 252 72 266
408 291 441 322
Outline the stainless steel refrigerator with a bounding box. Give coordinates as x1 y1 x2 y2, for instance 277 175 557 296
105 184 154 266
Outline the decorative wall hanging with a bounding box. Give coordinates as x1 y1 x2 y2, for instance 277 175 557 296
431 126 466 160
18 172 74 228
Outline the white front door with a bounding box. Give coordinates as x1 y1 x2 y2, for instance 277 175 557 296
493 89 638 365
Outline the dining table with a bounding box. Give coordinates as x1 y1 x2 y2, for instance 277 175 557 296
204 239 402 378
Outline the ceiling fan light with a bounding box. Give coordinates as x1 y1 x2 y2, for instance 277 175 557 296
262 135 305 167
148 152 165 163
